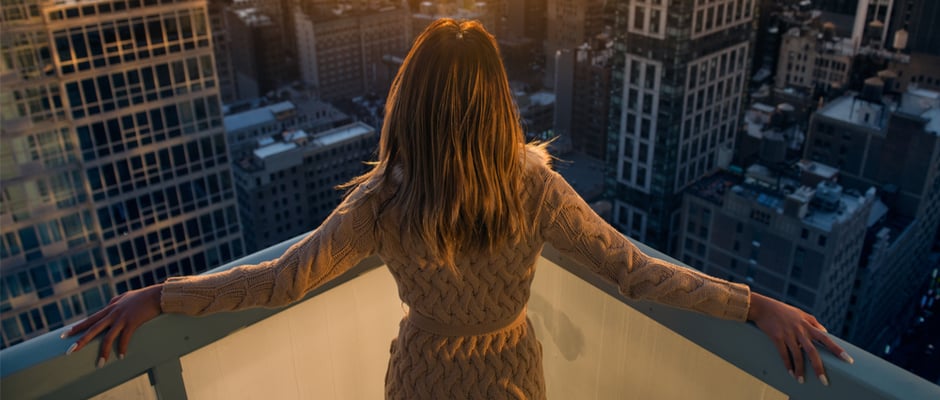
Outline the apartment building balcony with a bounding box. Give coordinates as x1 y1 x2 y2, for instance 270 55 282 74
2 234 938 399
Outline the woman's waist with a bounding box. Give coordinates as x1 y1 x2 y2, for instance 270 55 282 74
404 306 528 337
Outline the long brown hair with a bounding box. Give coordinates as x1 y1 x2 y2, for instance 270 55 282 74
341 18 530 267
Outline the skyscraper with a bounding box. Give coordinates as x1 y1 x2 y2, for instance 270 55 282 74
888 0 940 56
606 0 755 252
543 0 606 88
1 0 244 347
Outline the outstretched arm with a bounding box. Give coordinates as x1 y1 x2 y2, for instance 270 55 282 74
537 166 851 385
62 186 378 364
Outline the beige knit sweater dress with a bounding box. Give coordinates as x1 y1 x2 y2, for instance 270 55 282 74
160 145 751 399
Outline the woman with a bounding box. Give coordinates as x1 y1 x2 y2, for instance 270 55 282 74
63 19 852 398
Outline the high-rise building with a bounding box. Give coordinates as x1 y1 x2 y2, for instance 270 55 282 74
888 0 940 56
233 122 376 252
605 0 756 252
805 85 940 351
850 0 895 49
554 37 613 162
543 0 605 88
295 3 410 100
678 164 877 333
1 0 244 347
226 7 287 100
775 24 854 93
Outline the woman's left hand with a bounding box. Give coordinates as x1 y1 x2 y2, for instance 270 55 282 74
747 292 854 386
61 284 163 367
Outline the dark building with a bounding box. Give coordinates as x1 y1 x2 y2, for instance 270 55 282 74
815 0 860 14
805 85 940 352
296 4 410 100
679 165 876 334
234 122 376 252
555 38 613 162
543 0 606 88
605 0 755 252
888 0 940 56
226 8 287 99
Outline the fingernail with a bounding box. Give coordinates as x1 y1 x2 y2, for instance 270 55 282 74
118 353 125 360
97 357 106 368
65 343 77 356
788 369 795 379
819 374 829 386
840 351 855 364
798 375 805 384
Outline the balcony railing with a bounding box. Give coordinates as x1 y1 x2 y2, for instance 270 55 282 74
2 233 939 399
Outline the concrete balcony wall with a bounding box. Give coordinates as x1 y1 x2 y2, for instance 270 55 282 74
3 233 939 399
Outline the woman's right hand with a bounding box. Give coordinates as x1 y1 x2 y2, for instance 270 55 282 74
61 284 164 367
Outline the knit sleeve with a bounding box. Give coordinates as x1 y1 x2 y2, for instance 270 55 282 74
159 186 378 316
538 167 750 321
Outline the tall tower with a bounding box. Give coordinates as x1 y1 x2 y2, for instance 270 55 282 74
543 0 606 88
606 0 755 253
1 0 244 347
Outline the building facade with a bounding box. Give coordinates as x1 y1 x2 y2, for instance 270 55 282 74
543 0 605 88
805 86 940 351
1 0 244 347
888 0 940 56
775 25 854 93
233 122 376 252
554 38 613 162
295 4 409 100
679 164 876 333
606 0 755 252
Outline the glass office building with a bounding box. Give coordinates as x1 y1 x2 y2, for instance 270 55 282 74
1 0 244 348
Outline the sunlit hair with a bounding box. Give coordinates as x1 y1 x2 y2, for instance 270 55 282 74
341 18 529 268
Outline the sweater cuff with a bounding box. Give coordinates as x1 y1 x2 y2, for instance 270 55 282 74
721 282 751 322
160 276 192 314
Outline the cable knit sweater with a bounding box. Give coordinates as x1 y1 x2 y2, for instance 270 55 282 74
161 144 751 399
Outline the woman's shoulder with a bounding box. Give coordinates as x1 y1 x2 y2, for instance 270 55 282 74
522 142 554 175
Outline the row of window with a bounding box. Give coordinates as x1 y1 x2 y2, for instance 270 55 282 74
1 237 242 348
2 284 110 349
1 248 104 303
2 80 67 125
47 0 201 21
104 206 239 277
629 2 667 39
2 169 87 231
65 55 216 121
76 93 220 160
2 0 41 23
691 0 753 39
94 169 234 241
52 9 209 75
1 210 97 262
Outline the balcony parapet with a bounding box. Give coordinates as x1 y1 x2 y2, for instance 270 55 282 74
2 232 938 399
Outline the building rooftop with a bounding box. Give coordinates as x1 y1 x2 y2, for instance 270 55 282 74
689 163 874 232
818 94 890 130
252 141 296 160
313 122 373 147
224 101 295 132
